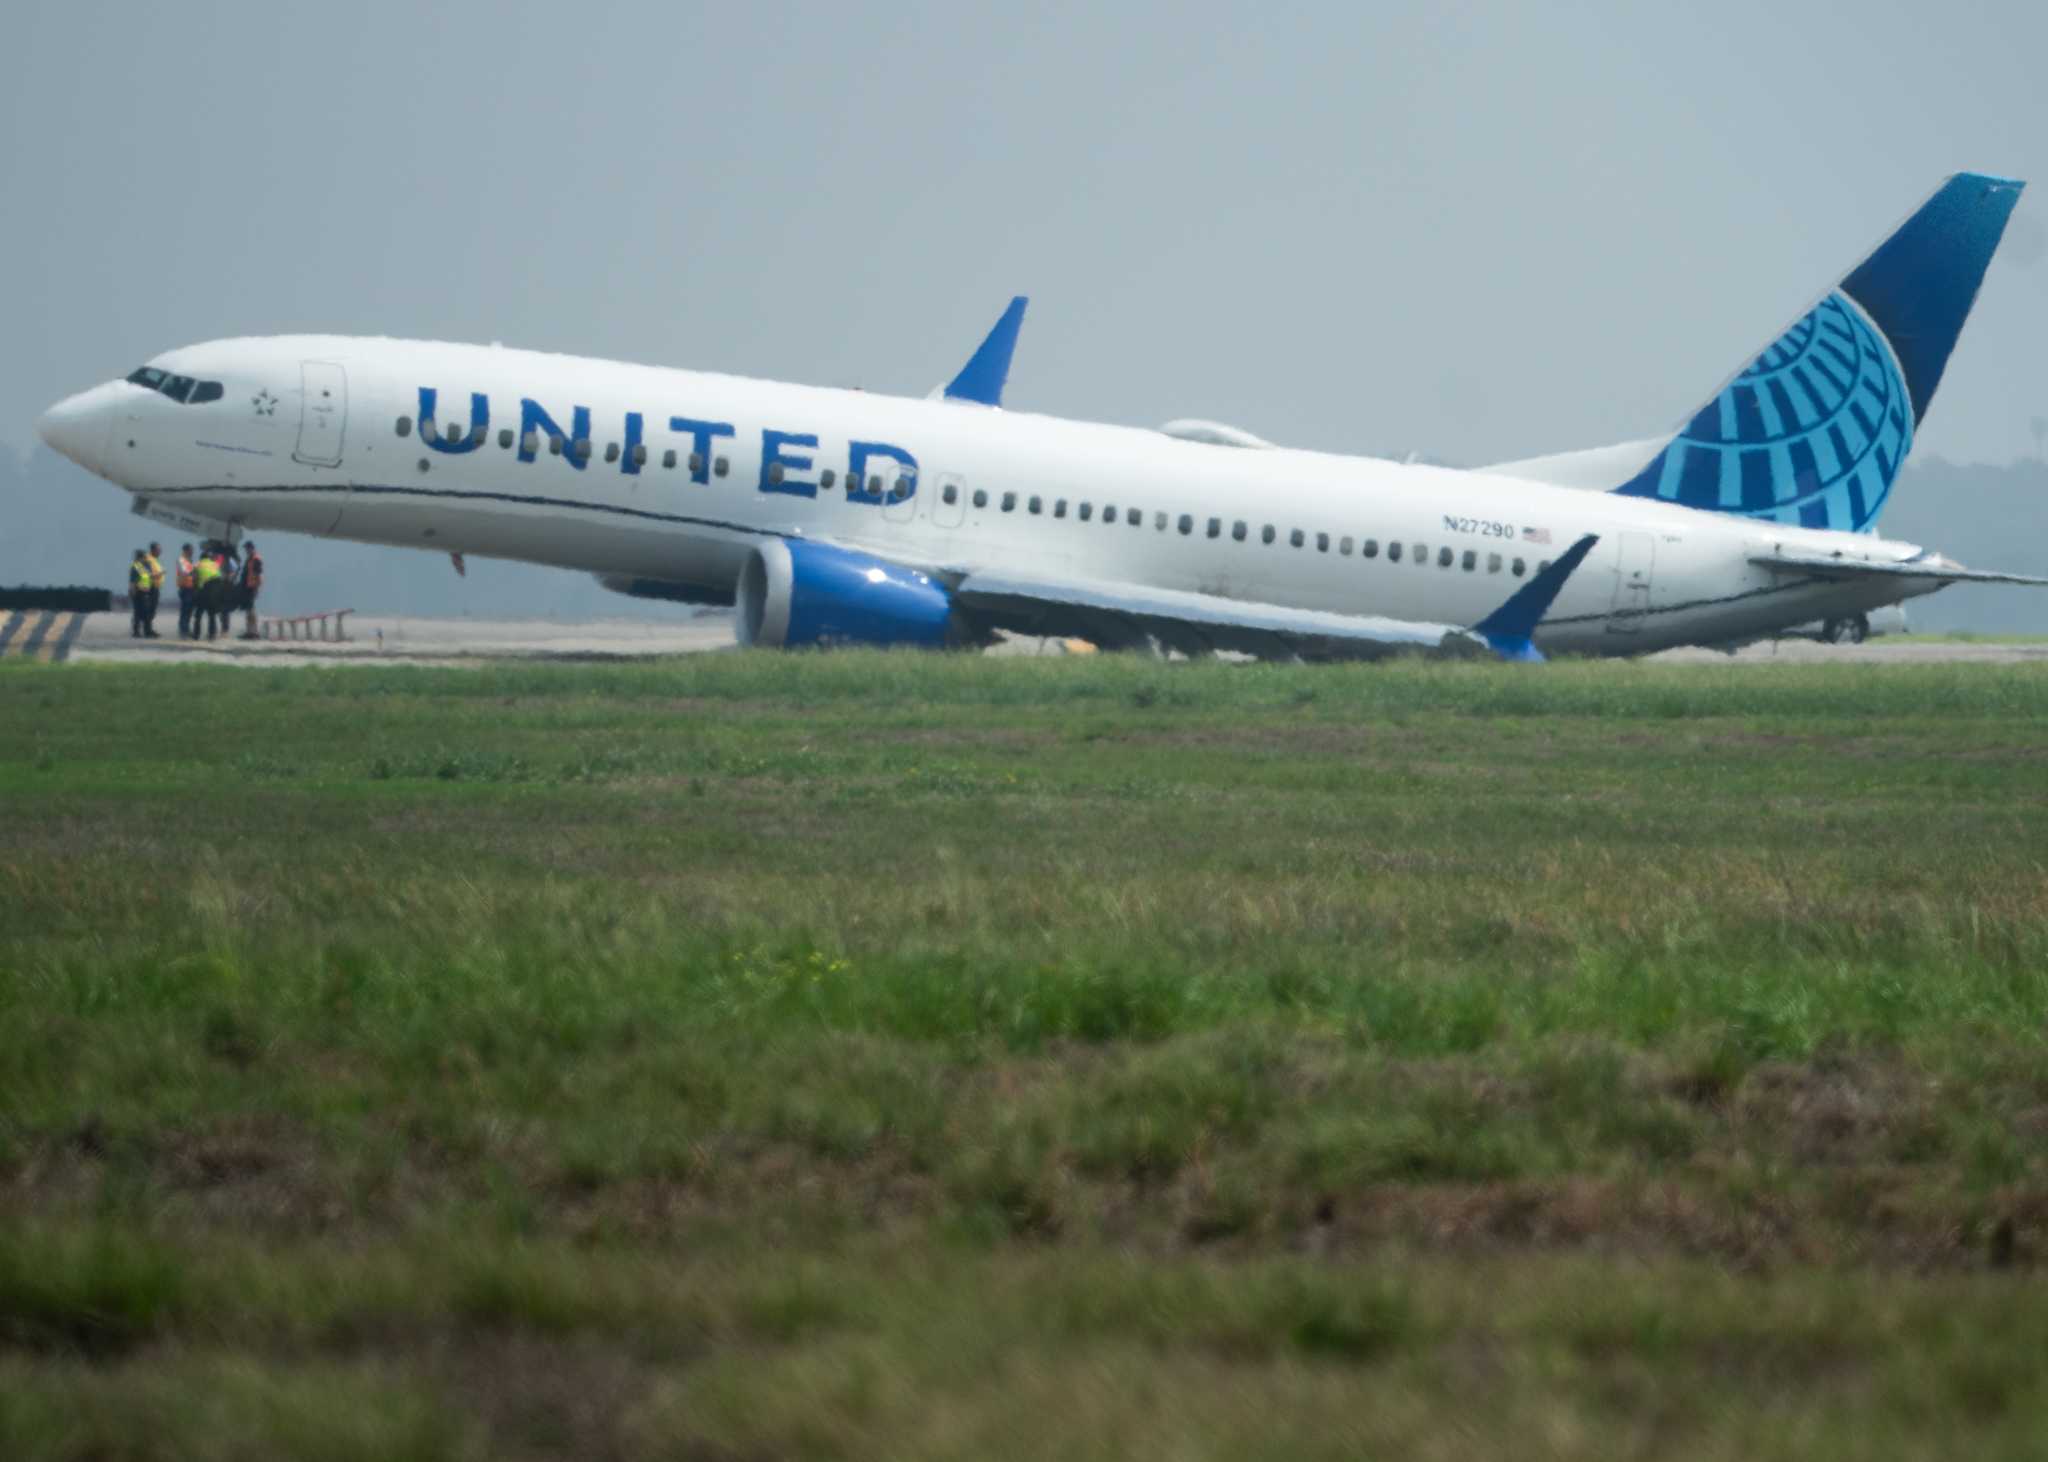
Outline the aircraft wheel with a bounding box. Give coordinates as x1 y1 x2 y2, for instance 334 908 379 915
1846 614 1869 645
1821 618 1848 644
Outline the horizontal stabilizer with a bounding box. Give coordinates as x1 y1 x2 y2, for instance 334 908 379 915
1748 549 2048 587
942 296 1029 407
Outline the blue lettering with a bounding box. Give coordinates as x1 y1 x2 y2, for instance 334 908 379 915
519 399 592 469
419 388 489 455
847 441 918 506
760 429 818 497
621 412 643 476
669 416 736 484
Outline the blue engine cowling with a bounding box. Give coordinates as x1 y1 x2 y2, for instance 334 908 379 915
736 539 962 648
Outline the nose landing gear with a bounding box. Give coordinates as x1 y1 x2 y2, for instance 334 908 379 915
1821 614 1869 645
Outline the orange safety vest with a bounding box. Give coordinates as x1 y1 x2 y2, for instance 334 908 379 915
242 554 263 591
177 556 195 590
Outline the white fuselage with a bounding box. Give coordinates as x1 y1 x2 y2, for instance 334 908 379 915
51 334 1939 655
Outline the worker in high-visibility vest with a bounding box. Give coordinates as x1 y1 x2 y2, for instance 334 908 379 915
236 541 265 641
143 542 165 639
176 544 197 639
193 547 224 641
128 549 153 638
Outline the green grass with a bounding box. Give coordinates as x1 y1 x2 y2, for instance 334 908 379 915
3 654 2048 1458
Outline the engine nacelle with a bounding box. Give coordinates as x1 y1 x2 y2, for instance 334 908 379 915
736 539 961 649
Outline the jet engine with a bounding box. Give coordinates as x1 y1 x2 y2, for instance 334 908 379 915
736 539 971 649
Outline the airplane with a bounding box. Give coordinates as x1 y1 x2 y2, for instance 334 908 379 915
37 172 2044 662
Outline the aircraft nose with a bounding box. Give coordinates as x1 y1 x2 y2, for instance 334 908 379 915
37 384 119 475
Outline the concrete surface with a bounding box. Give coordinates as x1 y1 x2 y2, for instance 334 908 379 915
39 611 2048 667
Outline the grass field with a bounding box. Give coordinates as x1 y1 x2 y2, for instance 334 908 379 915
4 653 2048 1459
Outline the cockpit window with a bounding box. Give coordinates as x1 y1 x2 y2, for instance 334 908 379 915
126 366 225 405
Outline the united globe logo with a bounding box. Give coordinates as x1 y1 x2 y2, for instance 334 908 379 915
1617 291 1912 533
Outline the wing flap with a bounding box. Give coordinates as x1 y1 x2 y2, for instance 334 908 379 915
1748 551 2048 587
955 536 1601 662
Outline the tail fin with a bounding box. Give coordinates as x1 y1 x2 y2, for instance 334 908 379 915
1613 172 2023 532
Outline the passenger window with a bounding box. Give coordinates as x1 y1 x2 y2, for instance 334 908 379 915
892 476 912 502
1363 538 1378 558
1261 525 1275 545
1103 503 1116 523
1539 559 1553 574
632 444 647 466
1388 542 1403 562
1129 508 1143 527
1461 549 1476 571
1512 558 1527 577
606 442 621 464
1054 499 1068 518
1029 495 1043 514
1232 521 1247 542
1154 511 1167 531
688 452 703 475
575 440 593 461
1339 536 1352 555
942 483 957 505
1177 514 1193 535
395 416 412 438
1317 532 1330 553
549 436 565 456
1290 529 1305 548
714 456 729 477
470 426 486 447
1207 518 1221 538
1079 503 1093 521
767 461 785 484
1437 546 1452 568
523 431 539 454
869 474 884 495
1487 553 1501 573
972 488 989 508
498 428 514 449
1001 491 1017 512
1412 544 1426 564
189 381 223 404
819 468 834 488
663 448 677 469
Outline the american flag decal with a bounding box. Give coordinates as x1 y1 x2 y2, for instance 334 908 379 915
1521 525 1552 545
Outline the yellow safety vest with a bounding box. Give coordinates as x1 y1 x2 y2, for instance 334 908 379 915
195 558 220 587
146 555 164 589
131 560 152 590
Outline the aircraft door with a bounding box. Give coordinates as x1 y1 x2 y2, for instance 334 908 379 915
293 361 348 468
1607 531 1654 633
930 471 967 529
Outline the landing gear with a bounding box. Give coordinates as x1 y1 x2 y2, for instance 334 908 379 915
1821 614 1869 645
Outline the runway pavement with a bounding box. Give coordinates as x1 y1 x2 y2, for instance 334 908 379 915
29 610 2048 667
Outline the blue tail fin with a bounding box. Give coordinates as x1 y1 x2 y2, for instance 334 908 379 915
1613 173 2023 533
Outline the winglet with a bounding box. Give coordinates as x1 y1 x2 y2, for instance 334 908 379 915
943 296 1028 406
1471 533 1600 661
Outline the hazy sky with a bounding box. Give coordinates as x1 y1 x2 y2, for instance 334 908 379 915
6 0 2046 472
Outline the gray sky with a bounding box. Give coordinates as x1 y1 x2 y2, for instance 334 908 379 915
5 0 2046 470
